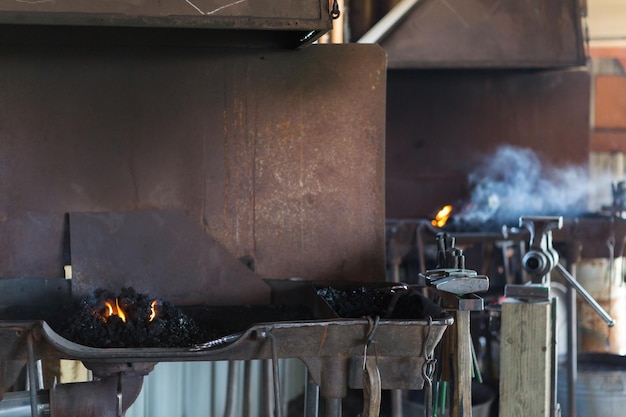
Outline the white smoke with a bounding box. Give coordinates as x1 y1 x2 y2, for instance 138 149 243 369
455 145 613 226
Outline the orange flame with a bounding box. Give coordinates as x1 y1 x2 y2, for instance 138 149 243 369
431 205 453 228
103 298 127 323
149 300 158 322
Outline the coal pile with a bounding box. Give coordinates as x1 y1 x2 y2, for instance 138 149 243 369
317 286 425 319
61 287 213 348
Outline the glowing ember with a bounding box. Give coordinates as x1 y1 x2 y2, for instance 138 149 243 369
103 298 127 323
149 300 158 322
431 205 453 228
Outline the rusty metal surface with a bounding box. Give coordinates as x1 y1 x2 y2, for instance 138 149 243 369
379 0 585 68
0 25 329 49
0 0 330 30
556 216 626 259
0 0 332 48
0 0 322 18
0 44 387 283
50 372 145 417
69 211 271 305
2 317 451 398
0 280 453 397
386 68 590 219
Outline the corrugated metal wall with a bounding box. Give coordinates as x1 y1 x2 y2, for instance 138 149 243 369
127 360 306 417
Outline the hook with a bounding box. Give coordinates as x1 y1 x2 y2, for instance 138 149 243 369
363 316 380 370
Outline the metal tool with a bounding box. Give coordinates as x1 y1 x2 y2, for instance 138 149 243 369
361 316 381 417
520 216 562 285
418 233 489 296
506 216 615 324
418 232 489 417
504 216 616 417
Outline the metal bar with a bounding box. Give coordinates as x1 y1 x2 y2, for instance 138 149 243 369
0 391 49 417
116 372 123 417
262 360 273 417
267 333 282 417
325 398 342 417
26 335 38 417
550 298 558 417
554 263 615 327
243 361 252 417
357 0 421 43
223 361 239 417
304 370 319 417
35 361 43 391
390 389 403 417
566 267 577 417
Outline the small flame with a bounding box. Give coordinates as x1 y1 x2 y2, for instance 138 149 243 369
431 205 453 228
103 298 127 323
149 300 158 322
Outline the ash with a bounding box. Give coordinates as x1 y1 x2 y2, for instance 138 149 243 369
61 287 212 348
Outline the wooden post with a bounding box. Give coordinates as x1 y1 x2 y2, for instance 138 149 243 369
450 310 472 417
499 299 552 417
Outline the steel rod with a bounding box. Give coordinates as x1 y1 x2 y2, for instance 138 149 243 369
325 397 342 417
25 335 38 417
223 361 239 417
0 391 49 417
303 370 319 417
267 332 282 417
554 263 615 327
391 389 403 417
243 361 252 417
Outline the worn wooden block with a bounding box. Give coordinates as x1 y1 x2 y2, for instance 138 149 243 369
499 300 552 417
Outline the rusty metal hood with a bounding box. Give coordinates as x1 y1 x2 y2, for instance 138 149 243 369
359 0 586 69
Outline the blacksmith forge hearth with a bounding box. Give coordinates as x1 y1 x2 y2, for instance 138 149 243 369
0 2 452 417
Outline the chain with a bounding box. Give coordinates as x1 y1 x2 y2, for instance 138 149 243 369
331 0 340 19
422 316 436 417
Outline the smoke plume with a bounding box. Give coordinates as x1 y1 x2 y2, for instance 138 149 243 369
454 145 612 227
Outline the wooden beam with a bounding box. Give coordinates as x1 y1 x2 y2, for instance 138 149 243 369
499 299 552 417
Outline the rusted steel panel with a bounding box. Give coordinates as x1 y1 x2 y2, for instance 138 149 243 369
386 69 591 219
380 0 585 69
0 44 387 284
0 0 327 27
69 211 271 305
0 0 332 48
0 0 321 18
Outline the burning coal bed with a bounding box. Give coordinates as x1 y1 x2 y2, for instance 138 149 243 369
53 287 315 349
61 288 212 348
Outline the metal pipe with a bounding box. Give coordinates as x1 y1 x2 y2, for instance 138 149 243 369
357 0 421 43
554 263 615 327
243 361 252 417
566 269 577 417
0 391 49 417
303 370 319 417
390 389 403 417
49 373 144 417
266 332 282 417
223 361 239 417
26 336 38 417
324 398 342 417
261 360 273 417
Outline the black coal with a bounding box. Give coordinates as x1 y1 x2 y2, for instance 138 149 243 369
61 287 212 348
317 286 425 319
